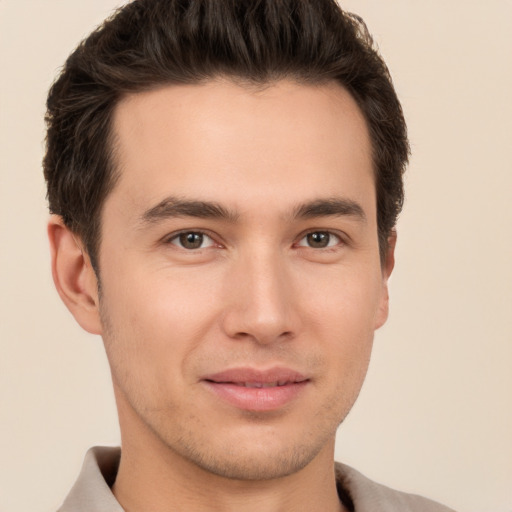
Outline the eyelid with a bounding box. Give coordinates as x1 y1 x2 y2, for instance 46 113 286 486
295 229 346 249
160 227 347 251
163 229 221 250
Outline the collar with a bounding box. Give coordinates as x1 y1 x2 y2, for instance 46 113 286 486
58 446 455 512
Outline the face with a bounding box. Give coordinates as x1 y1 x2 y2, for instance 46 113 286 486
95 80 392 480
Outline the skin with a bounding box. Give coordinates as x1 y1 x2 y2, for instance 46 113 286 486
49 79 395 512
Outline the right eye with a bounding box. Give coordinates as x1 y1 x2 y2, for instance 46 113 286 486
168 231 216 250
296 231 342 249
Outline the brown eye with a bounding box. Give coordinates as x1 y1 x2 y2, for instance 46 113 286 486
180 232 203 249
307 232 329 248
297 231 341 249
170 232 214 250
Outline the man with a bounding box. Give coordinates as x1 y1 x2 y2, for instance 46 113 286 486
44 0 455 510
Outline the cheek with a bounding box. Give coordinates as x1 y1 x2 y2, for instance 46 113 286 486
99 262 225 372
298 265 382 380
302 264 384 332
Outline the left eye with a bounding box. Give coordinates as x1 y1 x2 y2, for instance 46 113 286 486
297 231 341 249
169 232 215 250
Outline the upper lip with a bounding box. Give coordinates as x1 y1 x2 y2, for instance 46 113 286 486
202 367 309 386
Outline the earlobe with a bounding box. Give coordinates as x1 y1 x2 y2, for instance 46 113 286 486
48 215 102 335
375 230 397 330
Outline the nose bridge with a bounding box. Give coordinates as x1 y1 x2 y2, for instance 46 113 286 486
222 244 297 343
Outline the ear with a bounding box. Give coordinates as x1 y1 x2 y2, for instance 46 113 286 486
48 215 102 335
374 230 397 330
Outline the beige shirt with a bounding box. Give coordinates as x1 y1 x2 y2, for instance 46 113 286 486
58 447 456 511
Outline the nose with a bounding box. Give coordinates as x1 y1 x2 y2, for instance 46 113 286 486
220 250 300 345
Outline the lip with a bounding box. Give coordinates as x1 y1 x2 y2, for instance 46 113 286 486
201 367 310 412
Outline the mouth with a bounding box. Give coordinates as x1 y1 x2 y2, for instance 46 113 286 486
201 367 310 412
215 380 301 388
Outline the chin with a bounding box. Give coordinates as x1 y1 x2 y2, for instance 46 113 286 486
161 420 335 481
184 442 322 481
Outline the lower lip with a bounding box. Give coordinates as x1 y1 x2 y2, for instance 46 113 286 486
203 381 309 412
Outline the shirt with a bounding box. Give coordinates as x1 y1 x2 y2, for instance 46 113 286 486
58 446 456 511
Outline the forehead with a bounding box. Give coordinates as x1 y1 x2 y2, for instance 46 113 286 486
109 79 374 218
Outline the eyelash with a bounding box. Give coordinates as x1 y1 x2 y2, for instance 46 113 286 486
295 230 343 250
164 229 345 252
165 230 218 250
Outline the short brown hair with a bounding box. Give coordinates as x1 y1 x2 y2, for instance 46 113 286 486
44 0 409 271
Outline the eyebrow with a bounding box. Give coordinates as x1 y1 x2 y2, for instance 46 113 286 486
140 197 239 225
293 198 367 222
138 196 366 226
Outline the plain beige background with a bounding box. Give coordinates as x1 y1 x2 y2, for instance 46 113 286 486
1 1 511 511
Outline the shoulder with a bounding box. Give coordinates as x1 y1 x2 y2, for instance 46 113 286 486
335 462 457 512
